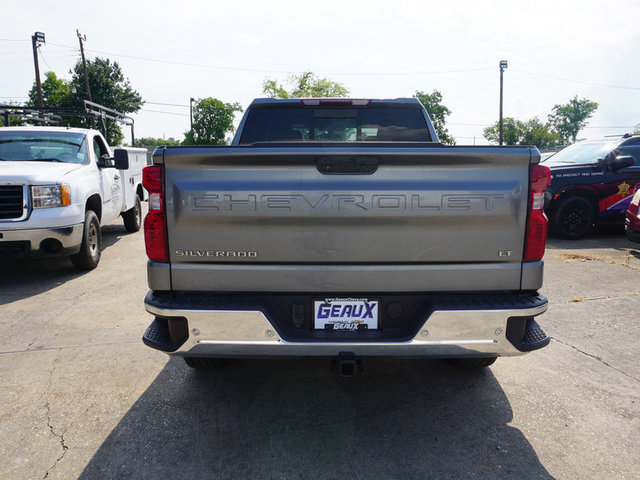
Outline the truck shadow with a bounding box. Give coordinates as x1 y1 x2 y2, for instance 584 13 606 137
77 357 555 480
0 224 131 306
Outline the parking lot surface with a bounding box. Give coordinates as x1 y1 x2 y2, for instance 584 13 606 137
1 217 639 480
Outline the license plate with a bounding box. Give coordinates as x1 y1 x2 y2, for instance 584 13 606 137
313 298 379 331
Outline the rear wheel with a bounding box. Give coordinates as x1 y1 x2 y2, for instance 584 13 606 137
446 357 497 368
70 210 101 270
551 196 595 239
183 357 230 371
123 194 141 232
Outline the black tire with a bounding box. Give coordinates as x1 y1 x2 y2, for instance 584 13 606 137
183 356 230 371
446 357 497 368
123 195 142 233
70 210 101 270
551 196 595 239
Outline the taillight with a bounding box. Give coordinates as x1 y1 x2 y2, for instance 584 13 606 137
524 164 551 262
142 165 168 262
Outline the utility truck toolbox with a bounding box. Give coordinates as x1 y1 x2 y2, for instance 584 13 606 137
142 98 550 372
0 126 146 269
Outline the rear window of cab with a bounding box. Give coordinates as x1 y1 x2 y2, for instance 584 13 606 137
239 105 432 144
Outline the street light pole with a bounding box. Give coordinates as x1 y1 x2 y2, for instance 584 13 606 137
499 60 508 146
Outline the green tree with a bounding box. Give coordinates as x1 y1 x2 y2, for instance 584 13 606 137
136 137 182 148
483 117 522 146
483 117 560 149
413 90 455 144
68 58 143 144
27 71 73 109
634 123 640 134
183 98 242 145
518 117 560 148
25 58 143 144
262 72 349 98
548 96 598 144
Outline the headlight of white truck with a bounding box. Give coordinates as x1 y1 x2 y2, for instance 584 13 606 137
31 184 71 208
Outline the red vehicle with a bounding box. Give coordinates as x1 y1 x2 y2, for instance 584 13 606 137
626 189 640 243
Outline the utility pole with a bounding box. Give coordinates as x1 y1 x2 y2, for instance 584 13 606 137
31 32 46 110
499 60 508 146
77 29 96 128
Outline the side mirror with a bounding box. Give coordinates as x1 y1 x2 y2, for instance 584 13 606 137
113 149 130 170
610 155 634 171
97 154 114 168
595 157 606 171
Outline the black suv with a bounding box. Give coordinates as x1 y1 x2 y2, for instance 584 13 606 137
543 134 640 238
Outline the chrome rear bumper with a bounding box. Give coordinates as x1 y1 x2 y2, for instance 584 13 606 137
144 293 548 358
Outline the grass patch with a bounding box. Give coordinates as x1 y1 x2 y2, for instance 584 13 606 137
557 253 601 263
556 252 640 271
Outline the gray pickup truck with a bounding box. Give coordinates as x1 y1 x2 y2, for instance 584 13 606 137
142 98 551 374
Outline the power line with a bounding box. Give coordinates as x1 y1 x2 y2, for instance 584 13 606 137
85 48 310 74
80 46 493 76
139 108 189 117
38 49 53 71
145 101 190 107
36 42 640 88
584 125 637 129
137 105 636 129
47 41 77 48
12 39 640 88
449 121 637 129
512 69 640 91
0 54 78 63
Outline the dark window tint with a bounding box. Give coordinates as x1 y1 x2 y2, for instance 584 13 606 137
239 105 431 144
619 145 640 165
542 141 617 165
92 136 109 159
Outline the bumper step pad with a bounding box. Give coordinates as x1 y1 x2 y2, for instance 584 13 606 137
142 318 181 352
511 318 550 352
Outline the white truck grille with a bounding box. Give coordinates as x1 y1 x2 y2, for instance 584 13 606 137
0 185 26 220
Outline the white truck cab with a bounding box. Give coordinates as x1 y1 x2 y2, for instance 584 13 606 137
0 126 147 269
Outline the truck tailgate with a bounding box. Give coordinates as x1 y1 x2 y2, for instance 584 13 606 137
161 145 536 292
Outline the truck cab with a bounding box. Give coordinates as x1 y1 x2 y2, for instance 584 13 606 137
0 126 147 269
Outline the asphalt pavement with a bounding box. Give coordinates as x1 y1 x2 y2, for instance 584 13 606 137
1 217 639 480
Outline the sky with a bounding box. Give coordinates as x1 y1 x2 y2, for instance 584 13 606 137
2 0 639 145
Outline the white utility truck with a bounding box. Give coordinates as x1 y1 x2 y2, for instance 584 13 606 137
0 126 147 269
